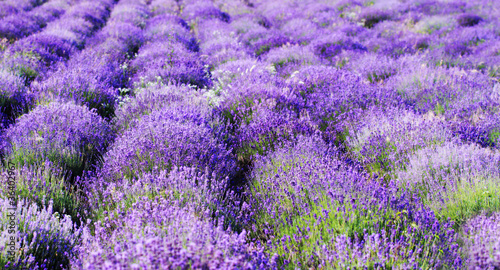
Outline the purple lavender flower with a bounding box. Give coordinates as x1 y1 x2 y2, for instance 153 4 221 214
72 196 270 269
0 198 80 269
2 101 114 178
265 45 319 77
130 41 210 88
150 0 179 16
462 213 500 269
0 0 71 41
246 135 461 268
280 18 319 45
182 0 230 24
102 105 236 182
358 8 392 29
397 142 500 204
113 83 203 133
0 68 34 130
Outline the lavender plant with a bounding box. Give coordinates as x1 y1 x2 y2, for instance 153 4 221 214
461 212 500 269
130 41 210 88
72 196 271 269
0 162 88 226
0 198 81 269
246 136 462 268
0 69 34 131
102 105 236 182
1 0 499 267
397 142 500 229
1 102 114 179
113 82 204 133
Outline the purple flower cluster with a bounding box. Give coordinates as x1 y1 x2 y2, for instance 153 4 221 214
102 104 235 182
72 196 270 269
1 161 87 226
35 0 150 118
0 0 47 19
0 198 80 269
2 0 115 86
127 1 211 89
0 68 34 131
462 213 500 269
113 82 204 132
346 108 454 176
1 101 113 178
397 142 500 203
0 0 72 41
245 136 461 268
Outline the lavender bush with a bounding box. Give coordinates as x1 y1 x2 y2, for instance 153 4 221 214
245 136 461 268
0 198 81 269
72 196 271 269
1 102 113 178
462 213 500 269
0 161 88 226
102 105 235 182
0 69 34 131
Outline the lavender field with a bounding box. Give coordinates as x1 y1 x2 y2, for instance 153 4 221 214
0 0 500 269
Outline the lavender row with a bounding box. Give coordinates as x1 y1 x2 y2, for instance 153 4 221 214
0 0 48 19
127 1 209 90
1 0 116 85
71 1 264 268
0 0 115 133
0 0 75 42
207 0 500 268
462 213 500 268
0 196 80 269
35 0 151 119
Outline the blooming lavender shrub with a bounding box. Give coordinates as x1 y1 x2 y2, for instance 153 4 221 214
0 0 48 19
346 108 453 178
2 0 115 85
113 82 204 133
143 14 195 50
1 102 114 179
0 69 34 131
265 45 319 77
212 60 308 162
246 135 461 268
181 0 230 25
196 19 249 67
130 41 210 88
0 198 80 269
461 212 500 269
396 142 500 228
0 0 499 267
36 0 149 119
72 196 271 269
0 0 71 41
102 105 236 182
358 8 392 29
0 162 88 226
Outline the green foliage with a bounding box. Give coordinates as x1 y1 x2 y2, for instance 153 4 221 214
430 179 500 231
14 165 87 226
17 66 38 86
367 70 394 83
434 102 445 116
255 44 271 56
7 144 94 181
488 130 500 147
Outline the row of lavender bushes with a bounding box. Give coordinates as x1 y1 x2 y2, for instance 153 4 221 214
0 0 500 269
0 0 75 44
